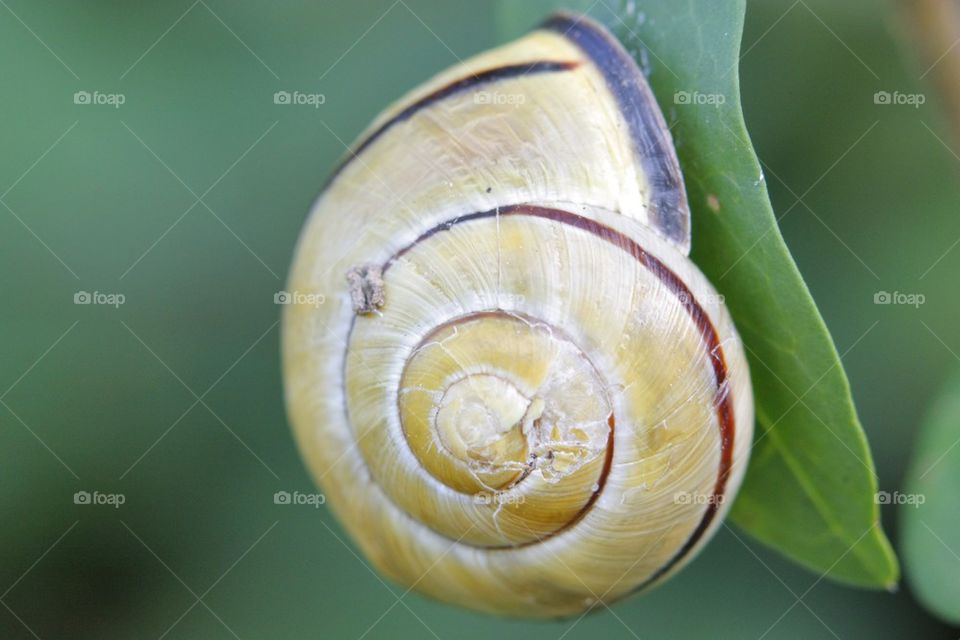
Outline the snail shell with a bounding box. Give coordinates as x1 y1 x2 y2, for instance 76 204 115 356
283 13 753 617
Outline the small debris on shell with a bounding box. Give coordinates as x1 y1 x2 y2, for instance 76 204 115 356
346 264 385 315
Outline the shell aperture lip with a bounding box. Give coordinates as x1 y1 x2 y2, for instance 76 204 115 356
541 12 691 253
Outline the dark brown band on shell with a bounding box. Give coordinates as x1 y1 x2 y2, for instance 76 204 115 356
394 309 617 550
325 60 580 186
369 204 733 582
541 12 691 252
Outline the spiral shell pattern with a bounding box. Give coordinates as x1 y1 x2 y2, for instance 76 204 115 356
283 14 753 617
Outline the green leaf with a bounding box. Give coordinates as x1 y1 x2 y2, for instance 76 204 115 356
901 371 960 623
495 0 898 587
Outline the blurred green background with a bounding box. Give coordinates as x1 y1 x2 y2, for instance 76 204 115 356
1 0 957 637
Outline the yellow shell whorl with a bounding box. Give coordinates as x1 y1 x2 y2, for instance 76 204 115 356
283 14 754 618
